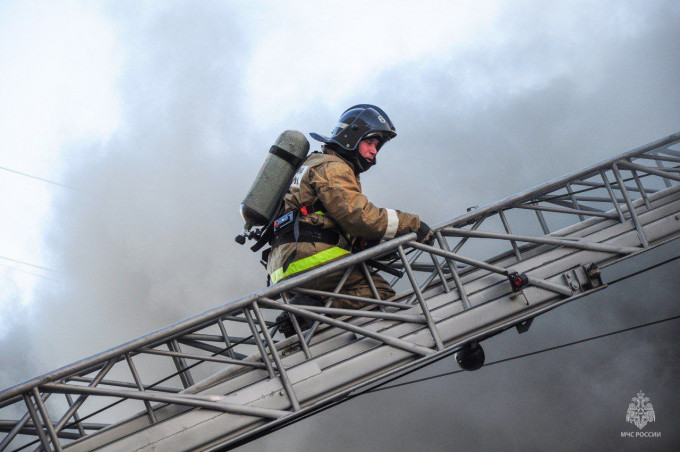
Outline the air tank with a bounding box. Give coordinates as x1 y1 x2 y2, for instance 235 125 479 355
239 130 310 232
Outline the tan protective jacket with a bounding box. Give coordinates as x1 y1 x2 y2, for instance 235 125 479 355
267 148 421 284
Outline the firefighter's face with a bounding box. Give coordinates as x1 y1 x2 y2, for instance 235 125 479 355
358 137 380 161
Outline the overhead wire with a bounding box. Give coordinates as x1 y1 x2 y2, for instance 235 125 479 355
0 165 75 284
607 253 680 285
367 312 680 393
0 256 65 285
0 255 61 274
0 263 64 284
0 165 78 191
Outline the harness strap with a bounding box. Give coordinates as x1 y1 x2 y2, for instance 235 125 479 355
269 145 303 167
272 223 341 248
300 200 326 217
274 200 329 272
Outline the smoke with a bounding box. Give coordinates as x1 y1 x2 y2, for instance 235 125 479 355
0 0 679 450
365 0 680 225
0 1 265 383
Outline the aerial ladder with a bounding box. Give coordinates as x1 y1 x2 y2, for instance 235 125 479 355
1 132 680 451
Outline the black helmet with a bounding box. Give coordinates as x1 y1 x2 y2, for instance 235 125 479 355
310 104 397 172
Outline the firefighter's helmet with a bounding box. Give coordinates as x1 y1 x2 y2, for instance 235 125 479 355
310 104 396 172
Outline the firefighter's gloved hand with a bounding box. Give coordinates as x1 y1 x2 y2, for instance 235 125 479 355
416 221 435 245
275 312 312 338
352 238 380 253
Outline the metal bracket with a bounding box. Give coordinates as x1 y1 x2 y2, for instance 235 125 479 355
515 318 534 334
562 271 580 293
584 263 603 289
562 263 603 293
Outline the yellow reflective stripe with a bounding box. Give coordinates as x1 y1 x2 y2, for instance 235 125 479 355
270 247 350 284
314 211 325 216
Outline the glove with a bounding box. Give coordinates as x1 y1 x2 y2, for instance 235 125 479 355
416 221 435 245
276 312 312 338
351 238 380 253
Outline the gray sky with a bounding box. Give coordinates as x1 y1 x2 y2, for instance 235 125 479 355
0 0 679 450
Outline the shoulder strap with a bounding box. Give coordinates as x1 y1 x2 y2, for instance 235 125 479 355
269 144 304 167
250 200 285 252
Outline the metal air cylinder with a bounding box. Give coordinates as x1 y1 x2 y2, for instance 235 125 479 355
240 130 310 230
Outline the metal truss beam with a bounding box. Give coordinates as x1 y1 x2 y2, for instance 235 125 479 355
1 131 679 451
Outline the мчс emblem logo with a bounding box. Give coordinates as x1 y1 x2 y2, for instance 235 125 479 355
626 391 656 430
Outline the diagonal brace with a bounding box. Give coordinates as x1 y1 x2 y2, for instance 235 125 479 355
441 228 638 254
617 160 680 183
259 298 433 356
42 383 289 419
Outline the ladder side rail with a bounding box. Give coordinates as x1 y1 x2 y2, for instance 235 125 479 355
41 383 289 419
0 233 416 403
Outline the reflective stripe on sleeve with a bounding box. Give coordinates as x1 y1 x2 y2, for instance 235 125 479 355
269 247 351 284
383 209 399 240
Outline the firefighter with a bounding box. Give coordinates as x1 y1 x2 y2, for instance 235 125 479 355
268 104 434 336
